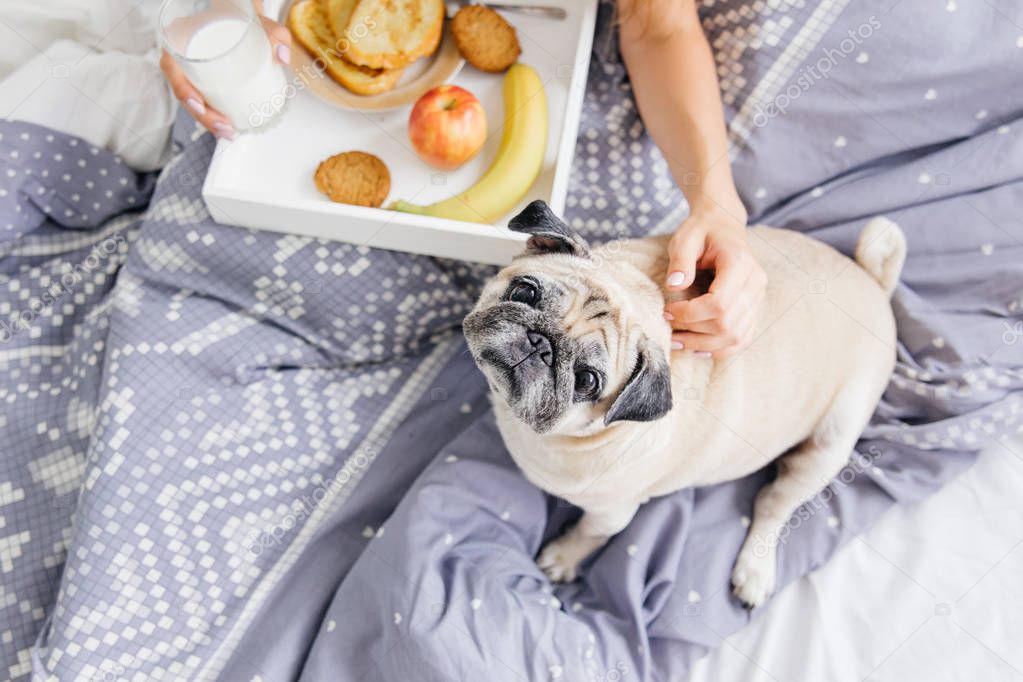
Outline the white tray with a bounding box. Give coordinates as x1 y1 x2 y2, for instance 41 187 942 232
202 1 597 265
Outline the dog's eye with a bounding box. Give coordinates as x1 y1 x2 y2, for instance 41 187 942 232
574 369 600 399
507 280 540 306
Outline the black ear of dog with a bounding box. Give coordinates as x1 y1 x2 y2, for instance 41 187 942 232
604 341 673 426
508 200 590 257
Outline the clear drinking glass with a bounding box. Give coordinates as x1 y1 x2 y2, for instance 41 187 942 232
158 0 289 131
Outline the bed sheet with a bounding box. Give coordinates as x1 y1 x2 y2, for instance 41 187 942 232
687 437 1023 682
1 0 1021 680
0 0 174 170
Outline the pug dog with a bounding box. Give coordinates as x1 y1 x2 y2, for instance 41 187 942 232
462 200 906 607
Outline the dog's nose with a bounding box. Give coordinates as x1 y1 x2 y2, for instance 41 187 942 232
526 330 554 366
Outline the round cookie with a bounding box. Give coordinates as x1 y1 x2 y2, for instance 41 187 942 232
314 151 390 207
451 5 521 73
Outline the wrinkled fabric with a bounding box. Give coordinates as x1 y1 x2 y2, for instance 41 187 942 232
0 1 1020 681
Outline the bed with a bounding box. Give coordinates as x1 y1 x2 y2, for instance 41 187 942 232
687 440 1023 682
1 1 1021 680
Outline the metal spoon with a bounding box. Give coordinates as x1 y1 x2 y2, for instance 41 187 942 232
446 1 567 20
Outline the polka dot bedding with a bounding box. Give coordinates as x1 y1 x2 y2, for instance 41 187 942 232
1 1 1021 680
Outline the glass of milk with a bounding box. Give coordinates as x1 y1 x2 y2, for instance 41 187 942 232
159 0 289 131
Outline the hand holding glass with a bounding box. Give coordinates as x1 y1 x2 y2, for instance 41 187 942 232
159 0 289 132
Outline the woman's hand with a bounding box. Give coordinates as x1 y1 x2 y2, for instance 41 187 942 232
662 206 767 359
159 11 291 139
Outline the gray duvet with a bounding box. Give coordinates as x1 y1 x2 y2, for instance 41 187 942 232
1 1 1021 680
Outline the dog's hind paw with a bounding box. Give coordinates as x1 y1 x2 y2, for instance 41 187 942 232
537 539 582 583
730 543 777 609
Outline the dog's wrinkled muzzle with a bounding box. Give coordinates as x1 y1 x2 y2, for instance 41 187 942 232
524 330 554 367
493 328 555 371
469 323 556 398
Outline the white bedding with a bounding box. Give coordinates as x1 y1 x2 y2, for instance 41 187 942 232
0 0 174 170
687 437 1023 681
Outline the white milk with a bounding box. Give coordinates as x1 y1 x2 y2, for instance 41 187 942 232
185 18 288 130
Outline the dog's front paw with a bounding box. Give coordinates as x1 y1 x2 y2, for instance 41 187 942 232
537 537 586 583
730 540 777 608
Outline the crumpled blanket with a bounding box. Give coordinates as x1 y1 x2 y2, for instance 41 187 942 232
1 0 1021 680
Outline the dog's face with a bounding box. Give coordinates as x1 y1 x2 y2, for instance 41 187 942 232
463 201 673 436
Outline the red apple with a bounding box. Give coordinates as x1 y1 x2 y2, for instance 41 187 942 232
408 85 487 170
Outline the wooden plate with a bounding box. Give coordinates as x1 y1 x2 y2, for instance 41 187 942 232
280 0 465 112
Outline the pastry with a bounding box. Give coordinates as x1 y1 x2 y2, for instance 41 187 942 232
450 5 521 73
314 151 391 207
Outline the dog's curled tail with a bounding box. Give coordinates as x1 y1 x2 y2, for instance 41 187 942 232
855 216 906 297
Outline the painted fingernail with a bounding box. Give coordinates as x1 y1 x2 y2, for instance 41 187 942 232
663 311 674 321
276 44 291 64
695 351 713 358
213 122 235 140
186 97 206 116
666 271 686 288
671 340 685 351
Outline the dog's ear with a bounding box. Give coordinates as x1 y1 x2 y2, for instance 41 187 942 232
508 200 589 257
605 340 672 426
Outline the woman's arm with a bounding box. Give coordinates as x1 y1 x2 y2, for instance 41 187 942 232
619 0 766 358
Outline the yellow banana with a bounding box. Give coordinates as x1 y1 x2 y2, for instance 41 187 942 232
390 63 548 224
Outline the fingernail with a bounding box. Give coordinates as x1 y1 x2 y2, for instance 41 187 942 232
276 44 291 64
695 351 713 358
186 97 206 116
663 311 674 321
666 271 686 288
213 122 235 140
671 340 684 351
